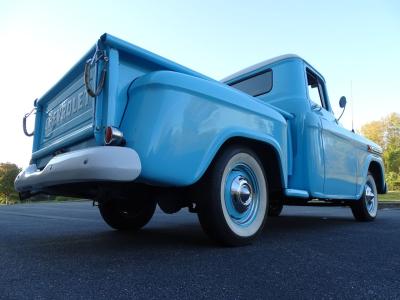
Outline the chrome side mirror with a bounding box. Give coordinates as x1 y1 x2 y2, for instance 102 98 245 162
339 96 347 108
337 96 347 121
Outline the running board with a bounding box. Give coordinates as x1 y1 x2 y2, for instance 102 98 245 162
284 189 309 198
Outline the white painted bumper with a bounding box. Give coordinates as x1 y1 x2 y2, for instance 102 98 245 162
14 146 141 192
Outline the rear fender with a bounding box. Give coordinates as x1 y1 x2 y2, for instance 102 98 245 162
120 71 288 187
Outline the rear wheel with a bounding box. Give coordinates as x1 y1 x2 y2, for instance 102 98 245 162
197 146 268 246
351 174 378 222
99 191 156 231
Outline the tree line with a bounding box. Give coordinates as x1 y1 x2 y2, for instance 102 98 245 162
0 163 20 204
0 163 56 204
360 112 400 190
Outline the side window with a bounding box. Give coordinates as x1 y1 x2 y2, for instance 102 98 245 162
307 69 326 109
230 70 273 97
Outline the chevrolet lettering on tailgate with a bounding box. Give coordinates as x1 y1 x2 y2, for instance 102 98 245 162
45 88 91 138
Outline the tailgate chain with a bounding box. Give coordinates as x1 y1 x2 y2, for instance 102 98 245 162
84 41 108 98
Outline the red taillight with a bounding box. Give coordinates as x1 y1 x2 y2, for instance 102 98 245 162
104 126 124 145
105 126 113 144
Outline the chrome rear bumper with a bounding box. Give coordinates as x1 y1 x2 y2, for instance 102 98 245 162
15 146 141 192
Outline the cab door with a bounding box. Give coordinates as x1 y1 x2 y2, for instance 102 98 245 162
306 69 357 198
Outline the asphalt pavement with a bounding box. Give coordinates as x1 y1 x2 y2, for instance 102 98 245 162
0 201 399 299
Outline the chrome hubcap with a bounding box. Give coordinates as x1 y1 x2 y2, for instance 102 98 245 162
365 184 376 214
230 176 253 213
224 163 260 226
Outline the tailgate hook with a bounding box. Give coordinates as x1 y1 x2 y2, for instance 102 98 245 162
84 40 108 98
23 105 36 137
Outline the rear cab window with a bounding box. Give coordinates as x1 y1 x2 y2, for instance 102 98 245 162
229 70 273 97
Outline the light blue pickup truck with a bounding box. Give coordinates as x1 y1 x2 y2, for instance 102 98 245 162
15 34 387 245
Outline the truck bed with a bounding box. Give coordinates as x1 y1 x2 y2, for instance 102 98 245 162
32 33 212 169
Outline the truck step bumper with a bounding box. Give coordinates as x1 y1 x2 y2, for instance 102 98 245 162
15 146 141 192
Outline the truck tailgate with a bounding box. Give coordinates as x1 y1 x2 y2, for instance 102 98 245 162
31 48 98 166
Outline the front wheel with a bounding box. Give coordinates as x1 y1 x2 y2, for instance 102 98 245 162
351 174 378 222
197 146 268 246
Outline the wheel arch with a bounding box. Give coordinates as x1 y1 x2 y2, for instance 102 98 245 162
202 136 286 194
368 160 386 194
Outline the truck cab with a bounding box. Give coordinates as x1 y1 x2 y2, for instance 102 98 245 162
224 54 386 201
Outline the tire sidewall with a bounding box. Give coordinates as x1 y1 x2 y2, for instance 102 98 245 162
363 174 378 219
219 152 267 238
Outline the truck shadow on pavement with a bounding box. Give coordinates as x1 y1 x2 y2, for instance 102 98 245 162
27 212 363 255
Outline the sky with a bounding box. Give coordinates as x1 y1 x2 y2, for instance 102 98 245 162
0 0 399 167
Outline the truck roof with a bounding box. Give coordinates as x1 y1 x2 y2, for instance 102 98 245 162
221 54 325 83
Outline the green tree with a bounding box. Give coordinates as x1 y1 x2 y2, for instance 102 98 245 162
385 113 400 150
360 113 400 151
386 172 400 191
0 163 20 205
360 113 400 190
384 148 400 174
360 120 385 147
